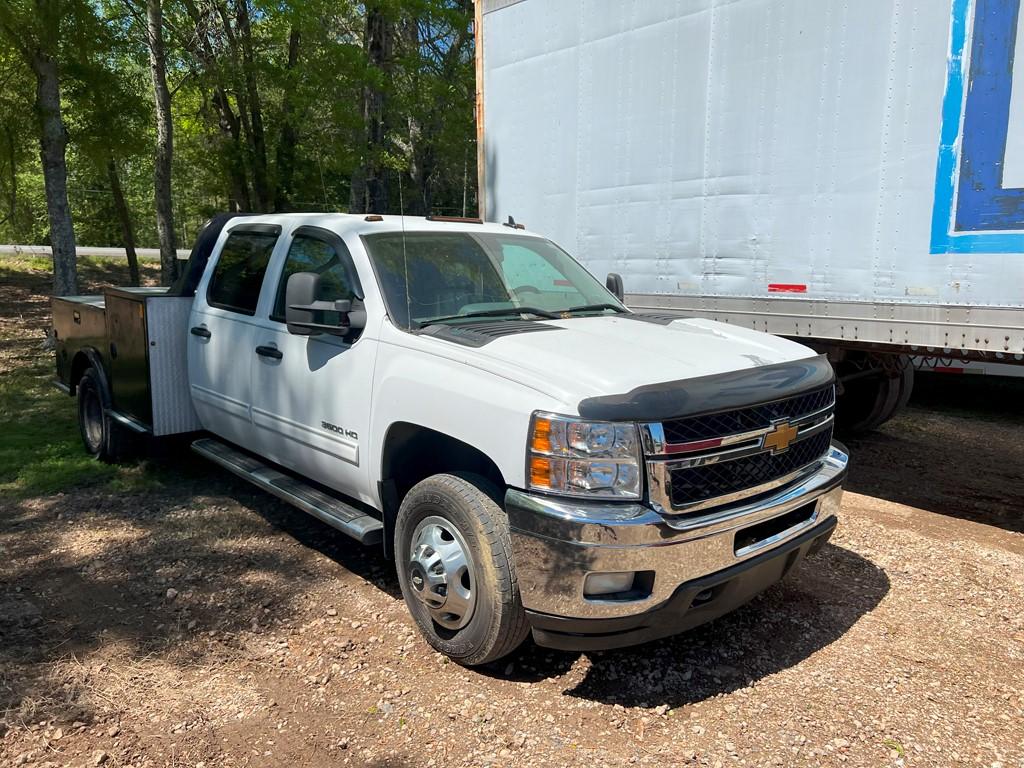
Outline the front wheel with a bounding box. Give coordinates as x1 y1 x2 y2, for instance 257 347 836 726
395 473 529 666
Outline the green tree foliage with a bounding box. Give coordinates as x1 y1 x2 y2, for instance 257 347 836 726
0 43 42 239
0 0 109 294
0 0 478 269
65 12 153 283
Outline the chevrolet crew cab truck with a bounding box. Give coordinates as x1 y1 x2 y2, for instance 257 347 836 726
52 212 848 665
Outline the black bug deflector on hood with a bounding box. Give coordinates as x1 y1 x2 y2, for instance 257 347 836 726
576 354 835 422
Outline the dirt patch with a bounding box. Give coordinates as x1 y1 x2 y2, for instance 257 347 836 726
1 258 1022 767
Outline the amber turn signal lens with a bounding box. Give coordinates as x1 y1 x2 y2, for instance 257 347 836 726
531 417 552 453
529 457 551 488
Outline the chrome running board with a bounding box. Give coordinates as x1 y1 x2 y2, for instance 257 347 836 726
192 437 383 545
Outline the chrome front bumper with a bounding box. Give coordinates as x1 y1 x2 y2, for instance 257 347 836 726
506 443 848 622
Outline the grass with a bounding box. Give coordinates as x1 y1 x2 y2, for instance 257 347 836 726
882 738 906 757
0 252 160 270
0 256 164 500
0 351 124 498
0 254 54 273
0 253 162 290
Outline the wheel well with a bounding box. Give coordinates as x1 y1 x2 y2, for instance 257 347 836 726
69 350 100 395
381 423 506 508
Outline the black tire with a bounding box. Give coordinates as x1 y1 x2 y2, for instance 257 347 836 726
835 356 906 435
894 359 915 413
77 367 133 463
395 473 529 666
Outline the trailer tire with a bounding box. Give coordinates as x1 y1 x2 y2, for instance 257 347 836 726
835 355 912 434
77 367 132 463
395 473 529 666
894 359 915 413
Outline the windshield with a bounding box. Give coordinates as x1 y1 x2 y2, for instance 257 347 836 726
362 231 624 328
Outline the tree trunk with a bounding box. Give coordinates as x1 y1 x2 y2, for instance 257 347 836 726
180 0 251 210
348 166 366 214
352 5 392 214
212 1 260 210
415 146 434 215
0 126 16 227
222 105 251 211
146 0 178 285
204 89 251 211
401 17 427 216
107 157 140 287
236 0 269 211
226 151 251 211
31 49 78 296
273 28 301 212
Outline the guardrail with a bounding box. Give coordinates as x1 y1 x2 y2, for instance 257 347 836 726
0 245 191 259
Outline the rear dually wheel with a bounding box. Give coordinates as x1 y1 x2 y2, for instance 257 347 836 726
77 366 134 463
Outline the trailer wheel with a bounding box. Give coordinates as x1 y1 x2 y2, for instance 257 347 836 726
894 360 915 413
395 473 529 666
835 354 913 434
77 367 132 463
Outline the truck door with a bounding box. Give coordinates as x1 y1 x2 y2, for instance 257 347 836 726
249 227 376 503
187 224 282 447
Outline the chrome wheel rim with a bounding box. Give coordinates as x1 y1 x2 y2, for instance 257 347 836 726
408 515 476 631
82 389 103 451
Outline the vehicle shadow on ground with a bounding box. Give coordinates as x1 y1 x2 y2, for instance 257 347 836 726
842 375 1024 533
0 453 399 731
487 542 889 707
151 443 403 599
204 465 889 712
227 485 403 601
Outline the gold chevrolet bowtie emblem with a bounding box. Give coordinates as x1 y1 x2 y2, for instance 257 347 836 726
763 422 798 453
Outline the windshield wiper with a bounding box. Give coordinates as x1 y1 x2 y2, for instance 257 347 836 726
563 303 627 315
418 306 560 326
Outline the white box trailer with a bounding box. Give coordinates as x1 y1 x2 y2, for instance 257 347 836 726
475 0 1024 429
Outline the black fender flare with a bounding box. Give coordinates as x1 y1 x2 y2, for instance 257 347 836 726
70 346 111 401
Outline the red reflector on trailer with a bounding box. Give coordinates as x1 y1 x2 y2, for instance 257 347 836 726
768 283 808 293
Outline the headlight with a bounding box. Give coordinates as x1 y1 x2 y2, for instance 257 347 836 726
527 412 642 499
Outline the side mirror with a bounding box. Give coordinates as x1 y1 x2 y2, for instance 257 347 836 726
606 272 625 302
285 272 366 337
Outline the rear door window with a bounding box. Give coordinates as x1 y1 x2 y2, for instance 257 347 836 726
207 229 280 315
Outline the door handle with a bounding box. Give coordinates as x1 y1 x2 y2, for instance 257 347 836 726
190 326 211 339
255 345 283 360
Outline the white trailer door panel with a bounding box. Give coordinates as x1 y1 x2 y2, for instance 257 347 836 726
480 0 1024 356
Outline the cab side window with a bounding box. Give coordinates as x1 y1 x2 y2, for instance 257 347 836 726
272 234 358 322
207 230 279 315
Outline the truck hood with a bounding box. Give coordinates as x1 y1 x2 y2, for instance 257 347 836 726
446 314 821 413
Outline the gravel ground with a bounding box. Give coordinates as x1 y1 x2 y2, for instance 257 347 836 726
1 259 1022 768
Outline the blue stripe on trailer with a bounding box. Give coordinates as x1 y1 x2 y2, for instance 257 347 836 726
931 0 1024 253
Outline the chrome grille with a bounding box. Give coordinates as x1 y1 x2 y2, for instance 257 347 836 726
668 427 832 507
644 386 835 515
662 385 835 444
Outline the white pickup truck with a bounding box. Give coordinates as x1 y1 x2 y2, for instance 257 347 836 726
52 213 847 665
